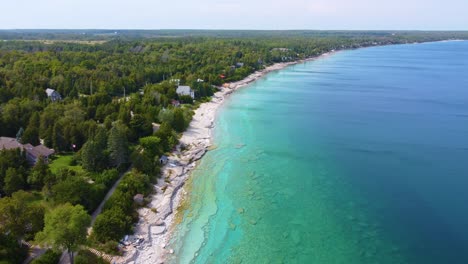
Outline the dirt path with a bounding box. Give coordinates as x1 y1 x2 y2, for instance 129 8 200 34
57 169 130 264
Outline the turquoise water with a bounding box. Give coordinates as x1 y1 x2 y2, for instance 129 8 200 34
168 41 468 263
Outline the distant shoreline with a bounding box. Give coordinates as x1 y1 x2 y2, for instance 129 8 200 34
120 39 461 264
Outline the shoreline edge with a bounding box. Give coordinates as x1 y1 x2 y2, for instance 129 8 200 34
122 51 335 264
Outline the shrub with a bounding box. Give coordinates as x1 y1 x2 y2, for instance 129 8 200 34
0 234 28 264
30 249 61 264
75 249 109 264
92 207 132 243
97 241 120 256
93 169 120 188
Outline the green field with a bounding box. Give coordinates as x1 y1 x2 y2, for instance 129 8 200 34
49 154 84 174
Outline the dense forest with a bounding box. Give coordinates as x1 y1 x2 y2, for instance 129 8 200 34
1 30 468 263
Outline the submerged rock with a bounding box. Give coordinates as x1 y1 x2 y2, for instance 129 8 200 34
291 230 301 245
229 223 237 230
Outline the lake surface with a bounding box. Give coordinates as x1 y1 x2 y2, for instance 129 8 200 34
168 41 468 263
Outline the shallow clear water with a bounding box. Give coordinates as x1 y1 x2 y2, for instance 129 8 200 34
168 41 468 264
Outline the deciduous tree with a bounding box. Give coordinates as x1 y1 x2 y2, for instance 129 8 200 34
35 203 90 264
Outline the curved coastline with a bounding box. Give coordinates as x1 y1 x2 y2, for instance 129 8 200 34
119 52 335 264
121 40 465 264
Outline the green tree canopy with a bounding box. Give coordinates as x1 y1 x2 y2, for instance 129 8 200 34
0 191 45 242
35 203 91 264
27 156 53 190
3 167 25 195
92 207 132 243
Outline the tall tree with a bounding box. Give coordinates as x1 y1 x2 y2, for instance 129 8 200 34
172 108 186 132
80 140 102 172
52 121 67 151
28 156 52 190
35 203 90 264
21 112 40 145
0 149 28 194
108 123 129 169
80 126 109 172
3 168 25 196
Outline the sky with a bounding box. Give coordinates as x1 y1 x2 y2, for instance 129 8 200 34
1 0 467 30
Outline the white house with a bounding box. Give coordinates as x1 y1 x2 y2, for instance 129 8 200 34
45 88 62 102
176 85 195 99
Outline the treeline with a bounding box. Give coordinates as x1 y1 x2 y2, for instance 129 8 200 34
2 29 468 40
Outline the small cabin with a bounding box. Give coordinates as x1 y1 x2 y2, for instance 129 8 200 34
159 155 168 165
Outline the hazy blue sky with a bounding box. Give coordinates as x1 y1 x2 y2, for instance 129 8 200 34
1 0 467 30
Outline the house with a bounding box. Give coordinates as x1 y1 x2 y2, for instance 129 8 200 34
159 155 168 165
235 62 244 68
45 88 62 102
0 137 55 164
176 85 195 99
25 144 55 164
197 79 204 83
0 137 23 151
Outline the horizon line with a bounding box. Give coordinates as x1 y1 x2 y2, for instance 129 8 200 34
1 28 468 32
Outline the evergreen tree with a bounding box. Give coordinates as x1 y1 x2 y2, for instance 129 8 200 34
172 108 186 132
80 140 101 172
22 112 40 145
28 156 52 190
3 168 25 196
108 123 129 169
80 126 109 172
52 121 67 151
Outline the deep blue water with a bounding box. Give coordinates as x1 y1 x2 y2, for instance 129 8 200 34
169 41 468 263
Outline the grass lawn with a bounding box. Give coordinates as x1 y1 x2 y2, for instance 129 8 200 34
26 191 55 211
49 154 84 174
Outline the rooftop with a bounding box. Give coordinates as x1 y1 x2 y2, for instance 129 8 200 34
45 88 56 96
176 85 192 95
0 137 24 151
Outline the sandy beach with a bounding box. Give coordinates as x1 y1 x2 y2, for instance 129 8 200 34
120 53 333 264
